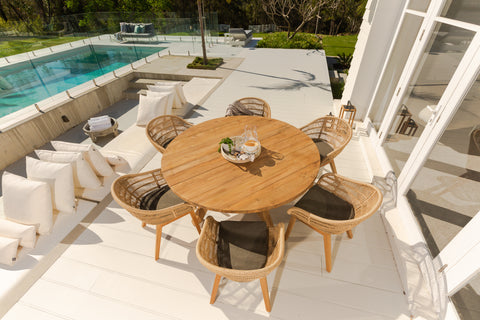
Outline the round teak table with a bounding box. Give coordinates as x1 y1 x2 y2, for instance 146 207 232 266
161 116 320 226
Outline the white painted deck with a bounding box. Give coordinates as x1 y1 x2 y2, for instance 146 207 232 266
2 47 410 320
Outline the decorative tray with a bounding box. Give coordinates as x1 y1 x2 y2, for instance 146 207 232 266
220 136 261 164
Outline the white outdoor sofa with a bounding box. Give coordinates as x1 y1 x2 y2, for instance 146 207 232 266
228 28 253 46
0 76 220 318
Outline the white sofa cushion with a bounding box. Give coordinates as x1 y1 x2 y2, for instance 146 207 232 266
155 81 187 104
0 237 19 266
35 150 101 189
0 220 36 249
136 92 173 126
2 172 53 235
147 85 181 110
103 154 128 166
26 157 76 214
51 141 114 177
101 125 157 174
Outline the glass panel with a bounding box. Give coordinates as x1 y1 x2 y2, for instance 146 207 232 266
383 23 474 175
408 0 431 12
442 0 480 26
369 14 423 130
451 273 480 320
408 72 480 257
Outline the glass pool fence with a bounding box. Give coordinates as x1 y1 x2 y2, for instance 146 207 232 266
0 12 219 122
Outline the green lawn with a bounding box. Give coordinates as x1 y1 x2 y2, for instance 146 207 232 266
0 36 87 58
321 34 357 56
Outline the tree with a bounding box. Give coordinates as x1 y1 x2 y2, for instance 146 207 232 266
197 0 207 65
261 0 326 39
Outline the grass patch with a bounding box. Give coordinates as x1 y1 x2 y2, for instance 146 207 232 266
256 32 322 50
0 36 88 58
187 57 224 70
322 34 357 56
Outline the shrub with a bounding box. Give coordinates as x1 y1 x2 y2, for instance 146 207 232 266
330 78 344 99
337 52 353 69
257 32 322 50
187 57 224 70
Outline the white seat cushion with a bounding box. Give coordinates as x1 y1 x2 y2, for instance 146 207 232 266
51 141 114 177
26 157 76 214
0 220 36 249
136 92 173 126
155 81 187 104
0 237 19 266
35 150 101 189
2 172 53 235
147 85 182 110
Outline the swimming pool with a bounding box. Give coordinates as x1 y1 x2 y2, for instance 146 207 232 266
0 45 165 117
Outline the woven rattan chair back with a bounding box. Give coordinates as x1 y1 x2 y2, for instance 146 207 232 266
196 216 284 312
300 116 352 173
146 115 193 153
285 173 382 272
111 168 201 260
235 97 271 118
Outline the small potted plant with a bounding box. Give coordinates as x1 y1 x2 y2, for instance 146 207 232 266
218 137 234 153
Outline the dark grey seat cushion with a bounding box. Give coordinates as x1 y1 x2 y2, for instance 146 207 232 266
139 185 184 210
225 101 254 117
312 138 334 162
295 185 354 221
217 221 268 270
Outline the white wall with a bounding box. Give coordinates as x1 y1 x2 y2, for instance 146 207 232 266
342 0 407 120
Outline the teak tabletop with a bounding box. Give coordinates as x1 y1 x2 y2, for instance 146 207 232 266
161 116 320 222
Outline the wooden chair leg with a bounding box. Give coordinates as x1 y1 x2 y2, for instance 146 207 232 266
260 277 271 312
324 233 332 272
347 230 353 239
284 215 296 240
329 160 337 174
196 207 207 221
210 274 222 304
155 225 163 260
190 211 202 234
142 222 146 228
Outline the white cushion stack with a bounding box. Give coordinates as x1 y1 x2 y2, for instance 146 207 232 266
88 115 112 132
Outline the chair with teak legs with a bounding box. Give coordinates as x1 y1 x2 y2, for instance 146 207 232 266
300 116 352 174
111 168 202 260
285 173 382 272
196 216 284 312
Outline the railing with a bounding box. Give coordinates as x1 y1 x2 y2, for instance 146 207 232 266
0 12 219 127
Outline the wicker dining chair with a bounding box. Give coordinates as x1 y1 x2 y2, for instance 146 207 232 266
300 116 352 173
230 97 271 118
196 216 284 312
146 115 193 153
111 168 201 260
285 173 382 272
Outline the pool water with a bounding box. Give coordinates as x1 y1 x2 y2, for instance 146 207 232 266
0 45 165 117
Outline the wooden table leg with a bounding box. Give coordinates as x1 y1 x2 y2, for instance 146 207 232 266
196 207 207 221
259 211 274 227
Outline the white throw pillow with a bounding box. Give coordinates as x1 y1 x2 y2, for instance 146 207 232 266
155 81 187 104
146 90 174 115
35 150 101 189
0 220 36 249
147 85 182 110
2 172 53 235
136 93 173 126
51 141 114 177
0 237 19 266
26 157 76 214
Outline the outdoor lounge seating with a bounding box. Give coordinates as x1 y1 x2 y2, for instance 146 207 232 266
228 28 253 46
116 22 155 42
111 168 201 260
196 216 285 312
284 173 383 272
225 97 271 118
300 116 352 173
146 115 193 153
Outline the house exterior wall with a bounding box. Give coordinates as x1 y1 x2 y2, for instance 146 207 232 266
341 0 407 120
